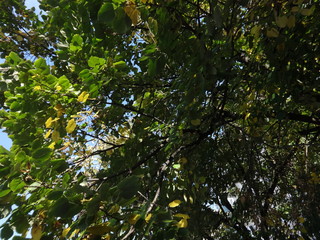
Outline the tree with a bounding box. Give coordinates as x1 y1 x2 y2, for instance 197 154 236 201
0 0 319 239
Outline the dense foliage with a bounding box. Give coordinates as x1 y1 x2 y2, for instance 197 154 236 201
0 0 320 239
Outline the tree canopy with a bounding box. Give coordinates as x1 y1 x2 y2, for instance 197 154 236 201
0 0 320 239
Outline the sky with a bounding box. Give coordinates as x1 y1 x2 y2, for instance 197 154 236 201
0 130 12 150
25 0 40 14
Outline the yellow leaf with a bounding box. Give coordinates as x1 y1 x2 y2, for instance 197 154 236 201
87 223 112 235
168 199 181 208
191 119 201 126
300 226 307 233
298 217 305 223
266 28 279 38
44 129 52 139
141 0 154 3
124 2 140 26
291 6 299 13
45 117 53 128
48 142 56 149
174 213 190 219
244 112 251 120
128 214 141 225
108 204 120 214
77 91 90 103
45 117 59 128
61 227 70 238
179 157 187 165
33 86 41 91
31 223 42 240
145 213 152 223
54 104 65 117
300 6 315 16
52 130 60 143
176 218 188 228
275 16 287 28
66 119 76 133
266 218 275 226
56 85 62 91
251 25 261 39
287 15 296 28
104 234 111 240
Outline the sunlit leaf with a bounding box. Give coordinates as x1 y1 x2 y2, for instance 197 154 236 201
169 200 182 208
45 117 60 128
9 179 25 192
48 142 55 149
77 91 90 103
33 86 41 91
66 119 76 133
145 213 152 223
174 213 190 219
44 129 52 139
176 218 188 228
128 214 141 225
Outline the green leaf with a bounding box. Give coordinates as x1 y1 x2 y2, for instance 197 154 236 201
9 101 20 111
112 7 131 34
12 213 29 234
32 148 52 161
0 82 8 91
118 175 140 199
9 178 26 192
49 197 81 218
12 237 28 240
70 34 83 52
87 196 101 216
15 151 27 162
98 2 115 25
113 61 127 69
62 173 71 188
0 145 10 154
71 34 83 46
0 189 11 198
1 224 13 240
34 58 49 74
6 52 21 65
88 56 106 68
47 189 64 200
58 75 71 90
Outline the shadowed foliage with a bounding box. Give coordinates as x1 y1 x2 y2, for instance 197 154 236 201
0 0 320 239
